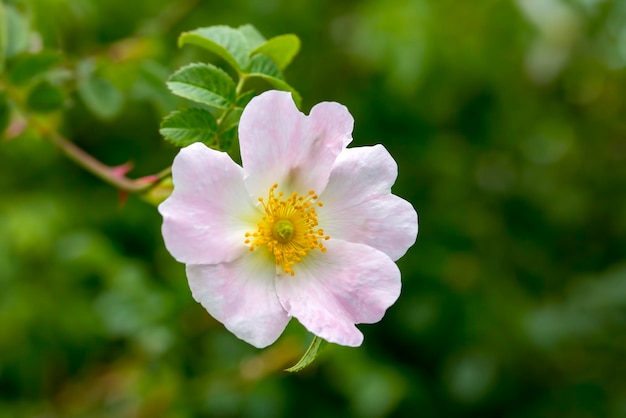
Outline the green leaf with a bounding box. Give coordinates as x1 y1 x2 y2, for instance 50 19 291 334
251 34 301 70
214 91 255 149
8 51 63 85
250 74 302 108
218 122 238 152
243 54 302 106
238 24 266 50
178 26 249 73
160 107 218 147
0 92 10 136
167 63 236 109
131 60 176 112
217 105 243 151
0 1 7 73
245 54 283 80
4 5 29 59
78 75 124 120
26 81 64 113
76 59 124 120
285 336 328 373
235 90 256 108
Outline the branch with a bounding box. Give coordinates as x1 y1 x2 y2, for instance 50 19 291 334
42 126 170 193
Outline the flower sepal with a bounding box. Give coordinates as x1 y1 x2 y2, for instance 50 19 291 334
285 335 328 373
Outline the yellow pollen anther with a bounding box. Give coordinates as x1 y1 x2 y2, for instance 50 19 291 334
245 184 329 276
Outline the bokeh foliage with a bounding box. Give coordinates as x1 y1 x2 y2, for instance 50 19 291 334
1 0 626 417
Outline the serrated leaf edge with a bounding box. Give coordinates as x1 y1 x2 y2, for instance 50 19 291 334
166 62 236 109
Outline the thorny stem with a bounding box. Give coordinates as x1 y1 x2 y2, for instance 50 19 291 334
34 120 171 193
7 1 255 196
3 1 201 195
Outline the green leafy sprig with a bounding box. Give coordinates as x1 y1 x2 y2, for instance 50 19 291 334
159 24 301 152
0 9 327 372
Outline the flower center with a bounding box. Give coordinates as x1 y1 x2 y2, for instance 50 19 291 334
273 219 295 243
245 183 330 276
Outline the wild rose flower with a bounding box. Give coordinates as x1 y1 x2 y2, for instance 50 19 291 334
159 90 418 348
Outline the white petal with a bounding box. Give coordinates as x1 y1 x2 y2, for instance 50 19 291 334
275 239 401 347
159 143 259 265
187 249 290 349
319 145 418 261
238 90 354 198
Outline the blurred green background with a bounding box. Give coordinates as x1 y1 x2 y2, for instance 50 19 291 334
2 0 626 416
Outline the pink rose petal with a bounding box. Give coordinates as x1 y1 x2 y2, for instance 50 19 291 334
239 90 354 198
319 145 418 261
159 143 259 265
187 249 290 349
275 239 401 347
160 91 419 349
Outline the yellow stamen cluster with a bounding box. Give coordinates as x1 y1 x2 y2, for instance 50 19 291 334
245 183 330 276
